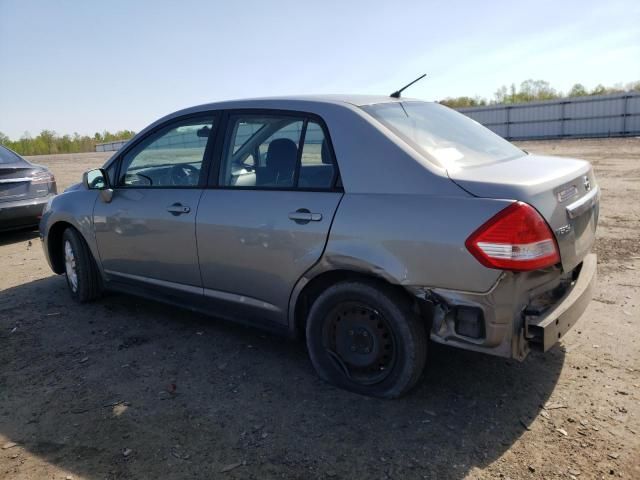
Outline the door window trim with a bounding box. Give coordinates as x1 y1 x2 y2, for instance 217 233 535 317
208 108 342 193
112 112 219 190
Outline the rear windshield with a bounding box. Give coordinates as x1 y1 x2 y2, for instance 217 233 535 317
0 145 26 164
361 101 524 169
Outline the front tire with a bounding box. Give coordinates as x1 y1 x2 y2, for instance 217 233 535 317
62 228 102 303
306 281 427 398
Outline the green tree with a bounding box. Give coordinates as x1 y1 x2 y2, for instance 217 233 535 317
516 79 559 102
440 96 487 108
508 83 517 103
494 85 508 104
19 132 34 156
39 130 57 154
0 129 136 156
590 84 607 96
568 83 588 97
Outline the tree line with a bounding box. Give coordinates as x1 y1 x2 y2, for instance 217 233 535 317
440 79 640 108
0 130 135 156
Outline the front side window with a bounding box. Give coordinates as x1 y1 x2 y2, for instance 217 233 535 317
118 116 215 187
362 102 524 169
220 114 336 189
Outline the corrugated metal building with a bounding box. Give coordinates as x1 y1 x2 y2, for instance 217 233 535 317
458 91 640 140
95 139 129 152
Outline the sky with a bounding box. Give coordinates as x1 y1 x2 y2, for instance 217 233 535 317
1 0 639 139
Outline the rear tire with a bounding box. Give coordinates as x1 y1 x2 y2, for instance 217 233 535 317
62 228 102 303
306 281 427 398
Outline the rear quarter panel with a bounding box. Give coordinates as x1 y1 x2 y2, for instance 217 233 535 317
317 193 515 292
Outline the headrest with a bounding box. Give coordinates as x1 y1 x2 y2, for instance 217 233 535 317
266 138 298 171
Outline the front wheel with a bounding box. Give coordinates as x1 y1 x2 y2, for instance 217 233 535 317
306 281 427 398
62 228 102 303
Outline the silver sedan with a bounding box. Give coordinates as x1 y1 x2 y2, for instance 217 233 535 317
40 95 598 398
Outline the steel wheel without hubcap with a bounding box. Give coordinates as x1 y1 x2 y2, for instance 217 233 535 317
64 239 78 292
323 301 396 385
307 281 427 398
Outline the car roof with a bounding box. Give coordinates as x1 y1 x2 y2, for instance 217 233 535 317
132 95 427 146
188 94 421 110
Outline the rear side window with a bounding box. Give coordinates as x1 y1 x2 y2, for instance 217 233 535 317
298 122 335 189
219 114 337 190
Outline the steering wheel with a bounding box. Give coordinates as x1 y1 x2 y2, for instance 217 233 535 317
124 173 153 186
170 164 200 186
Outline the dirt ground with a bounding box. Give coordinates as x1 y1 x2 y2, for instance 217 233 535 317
0 139 638 479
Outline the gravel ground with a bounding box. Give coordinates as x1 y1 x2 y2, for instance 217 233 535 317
0 139 638 479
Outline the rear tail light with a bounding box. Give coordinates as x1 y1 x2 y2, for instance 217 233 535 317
31 171 55 185
465 202 560 271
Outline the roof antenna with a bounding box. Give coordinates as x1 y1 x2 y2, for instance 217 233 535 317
390 74 427 98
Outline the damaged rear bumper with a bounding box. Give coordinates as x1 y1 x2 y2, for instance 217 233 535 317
411 253 597 360
524 253 596 352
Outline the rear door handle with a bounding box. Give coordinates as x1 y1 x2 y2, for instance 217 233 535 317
289 209 322 224
167 203 191 215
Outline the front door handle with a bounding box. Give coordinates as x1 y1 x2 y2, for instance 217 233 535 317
289 209 322 224
167 203 191 215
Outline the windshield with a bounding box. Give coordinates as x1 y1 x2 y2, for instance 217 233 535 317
362 101 524 169
0 145 26 165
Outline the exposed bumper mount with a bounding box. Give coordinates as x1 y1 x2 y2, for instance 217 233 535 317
525 253 597 351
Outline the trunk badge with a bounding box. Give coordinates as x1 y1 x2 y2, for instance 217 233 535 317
557 185 578 202
556 224 572 236
583 176 591 191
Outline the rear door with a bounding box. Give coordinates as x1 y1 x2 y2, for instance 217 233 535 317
196 112 342 326
93 114 216 291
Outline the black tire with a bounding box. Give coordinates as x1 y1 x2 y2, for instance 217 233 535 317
306 281 427 399
62 228 102 303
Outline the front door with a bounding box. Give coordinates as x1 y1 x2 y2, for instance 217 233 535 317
196 113 342 326
94 114 216 290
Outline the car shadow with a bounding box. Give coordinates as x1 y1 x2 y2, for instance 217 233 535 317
0 276 565 479
0 227 39 247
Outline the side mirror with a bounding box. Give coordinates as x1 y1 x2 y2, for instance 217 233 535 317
83 168 113 203
83 168 108 189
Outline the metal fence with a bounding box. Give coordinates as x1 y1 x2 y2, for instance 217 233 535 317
95 140 128 152
458 91 640 140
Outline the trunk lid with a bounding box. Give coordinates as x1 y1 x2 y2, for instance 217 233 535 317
449 154 599 272
0 164 52 203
